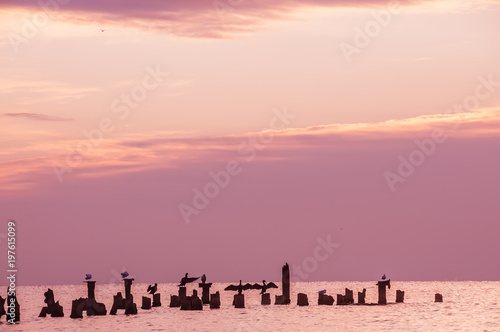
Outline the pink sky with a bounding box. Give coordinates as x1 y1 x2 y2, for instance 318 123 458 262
1 0 500 285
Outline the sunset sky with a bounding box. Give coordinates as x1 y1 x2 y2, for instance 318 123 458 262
1 0 500 285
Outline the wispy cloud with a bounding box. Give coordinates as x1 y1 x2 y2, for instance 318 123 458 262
4 112 73 122
1 107 499 194
0 0 433 38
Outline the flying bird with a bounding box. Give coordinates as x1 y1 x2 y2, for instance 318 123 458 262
381 274 386 280
224 280 254 295
85 274 92 280
147 283 158 295
201 274 206 284
121 271 129 279
179 273 199 286
251 280 278 294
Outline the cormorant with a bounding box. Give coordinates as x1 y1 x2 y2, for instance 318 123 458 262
179 273 199 286
147 283 158 295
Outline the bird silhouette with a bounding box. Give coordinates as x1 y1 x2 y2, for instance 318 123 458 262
147 283 157 295
179 273 199 286
201 274 206 284
381 274 386 280
121 271 129 279
85 274 92 280
225 280 254 295
251 280 278 294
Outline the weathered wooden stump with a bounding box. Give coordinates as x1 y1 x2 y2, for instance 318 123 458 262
199 283 212 304
318 293 334 305
337 294 346 305
435 293 443 302
141 297 152 310
169 295 180 307
358 288 366 304
396 290 405 303
39 288 64 317
179 286 187 301
124 279 137 315
377 279 391 305
152 293 162 307
344 288 354 304
181 290 203 310
275 263 291 305
70 298 86 318
86 282 106 316
261 293 271 305
87 299 107 316
210 292 221 309
110 292 126 314
297 293 309 306
234 294 245 308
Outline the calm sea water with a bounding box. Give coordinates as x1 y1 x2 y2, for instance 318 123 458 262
1 281 499 331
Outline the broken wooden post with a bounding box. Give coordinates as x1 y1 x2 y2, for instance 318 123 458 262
124 278 137 315
199 282 212 305
345 288 354 304
396 290 404 303
261 293 271 305
297 293 309 306
141 297 152 310
336 294 346 305
70 298 86 319
234 294 245 308
275 263 291 305
179 286 187 301
86 281 106 316
376 279 391 305
169 295 180 307
152 293 161 307
210 291 221 309
39 288 64 317
318 292 334 305
358 288 366 304
110 292 125 314
435 293 443 302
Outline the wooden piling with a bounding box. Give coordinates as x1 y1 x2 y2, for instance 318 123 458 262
297 293 309 306
210 291 221 309
396 290 405 303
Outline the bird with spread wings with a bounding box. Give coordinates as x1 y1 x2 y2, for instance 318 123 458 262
224 280 254 295
251 280 278 294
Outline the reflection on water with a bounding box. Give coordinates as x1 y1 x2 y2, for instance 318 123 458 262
2 281 499 331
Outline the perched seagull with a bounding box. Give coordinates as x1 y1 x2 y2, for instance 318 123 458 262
147 283 158 295
382 274 387 280
179 273 199 286
85 274 92 280
121 271 129 279
318 289 327 294
201 274 206 284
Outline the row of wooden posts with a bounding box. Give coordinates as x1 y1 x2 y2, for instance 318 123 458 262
0 263 444 322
